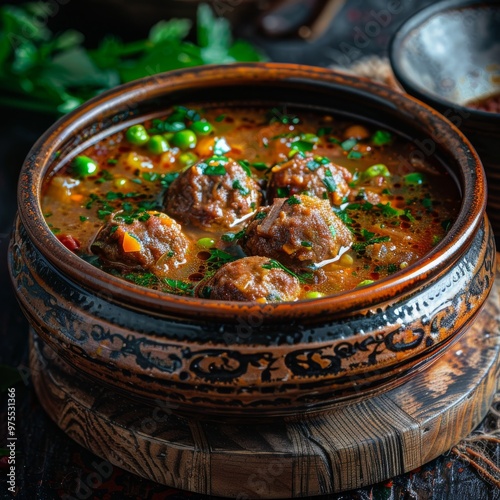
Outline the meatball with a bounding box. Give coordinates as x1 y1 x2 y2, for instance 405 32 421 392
201 256 301 302
91 211 190 274
165 158 262 231
267 154 352 206
242 195 353 268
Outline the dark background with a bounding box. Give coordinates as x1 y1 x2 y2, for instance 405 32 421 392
4 1 497 499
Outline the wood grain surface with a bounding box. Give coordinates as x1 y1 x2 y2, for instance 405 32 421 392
29 273 500 499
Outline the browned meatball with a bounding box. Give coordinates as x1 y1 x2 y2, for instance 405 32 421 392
91 211 190 274
242 195 353 268
165 158 262 231
268 154 352 206
201 256 301 302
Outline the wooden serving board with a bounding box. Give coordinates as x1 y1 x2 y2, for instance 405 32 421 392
30 274 500 499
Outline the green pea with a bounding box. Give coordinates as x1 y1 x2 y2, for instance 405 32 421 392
357 279 375 287
404 172 426 185
179 151 198 168
71 156 99 178
148 135 169 155
304 291 324 299
197 237 216 248
190 120 213 136
362 164 390 180
172 129 197 150
126 124 150 146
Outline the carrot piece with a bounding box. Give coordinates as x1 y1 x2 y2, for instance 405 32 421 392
122 232 141 253
70 194 84 202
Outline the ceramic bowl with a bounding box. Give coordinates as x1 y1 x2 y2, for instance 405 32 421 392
389 0 500 241
9 63 496 417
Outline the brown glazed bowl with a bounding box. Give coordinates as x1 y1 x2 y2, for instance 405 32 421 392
8 63 496 418
389 0 500 242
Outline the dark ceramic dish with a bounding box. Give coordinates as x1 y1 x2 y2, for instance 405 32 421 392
389 0 500 240
9 63 496 417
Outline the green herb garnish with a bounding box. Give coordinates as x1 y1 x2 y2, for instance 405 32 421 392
203 165 226 176
347 150 363 160
322 170 337 192
341 138 357 151
262 259 313 284
221 230 246 242
232 179 250 196
276 187 290 198
372 130 392 146
290 140 314 153
237 159 252 177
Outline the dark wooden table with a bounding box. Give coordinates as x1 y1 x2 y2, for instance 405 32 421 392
2 1 500 498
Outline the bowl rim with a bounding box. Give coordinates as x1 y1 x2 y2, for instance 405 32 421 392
389 0 500 122
17 62 487 322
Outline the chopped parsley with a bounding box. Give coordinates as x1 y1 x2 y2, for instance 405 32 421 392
232 179 250 196
276 187 290 198
202 164 226 176
317 126 332 137
268 107 300 125
251 162 268 171
322 170 337 192
287 195 301 205
372 130 392 146
341 138 357 151
160 172 179 189
237 159 252 177
142 172 160 182
163 279 195 296
347 150 363 160
352 233 391 253
221 230 246 243
123 272 158 287
262 259 313 284
207 248 237 267
96 169 114 183
290 140 314 153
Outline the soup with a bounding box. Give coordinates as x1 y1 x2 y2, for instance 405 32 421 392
466 91 500 113
42 105 460 302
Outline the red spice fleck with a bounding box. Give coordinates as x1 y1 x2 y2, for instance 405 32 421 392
57 234 81 252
